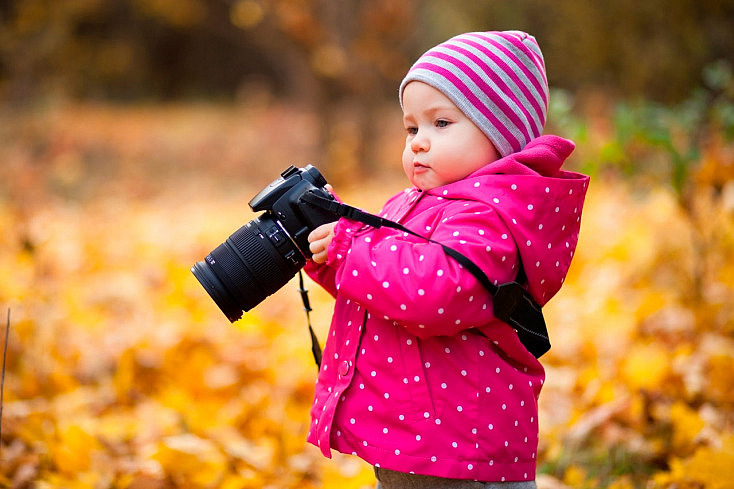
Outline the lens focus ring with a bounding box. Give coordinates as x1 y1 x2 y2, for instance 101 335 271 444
210 243 254 298
228 221 299 293
191 214 306 320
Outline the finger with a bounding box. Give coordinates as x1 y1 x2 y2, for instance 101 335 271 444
308 222 336 242
308 228 325 243
311 248 328 264
309 240 323 255
308 224 330 242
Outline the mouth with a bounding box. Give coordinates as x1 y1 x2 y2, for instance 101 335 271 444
413 161 429 171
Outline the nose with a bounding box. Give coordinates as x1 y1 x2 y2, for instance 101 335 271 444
410 130 429 152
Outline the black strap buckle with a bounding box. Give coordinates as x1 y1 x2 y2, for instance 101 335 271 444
494 282 550 358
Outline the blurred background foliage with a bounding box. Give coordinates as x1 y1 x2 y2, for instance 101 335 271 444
1 0 733 103
2 0 734 184
1 0 734 488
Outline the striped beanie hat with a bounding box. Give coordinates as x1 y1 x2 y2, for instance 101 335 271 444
399 30 549 157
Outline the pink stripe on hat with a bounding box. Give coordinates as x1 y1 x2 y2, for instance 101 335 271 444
413 61 523 152
438 44 543 141
421 51 529 144
455 37 546 128
464 32 548 110
399 31 549 157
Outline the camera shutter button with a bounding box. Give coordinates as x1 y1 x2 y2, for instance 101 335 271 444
339 360 350 376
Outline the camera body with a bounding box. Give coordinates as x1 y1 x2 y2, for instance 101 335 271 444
192 165 338 322
249 164 337 258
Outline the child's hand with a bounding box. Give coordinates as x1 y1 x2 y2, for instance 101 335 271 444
308 222 337 264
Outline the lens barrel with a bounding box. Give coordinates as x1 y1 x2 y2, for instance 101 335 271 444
191 214 306 322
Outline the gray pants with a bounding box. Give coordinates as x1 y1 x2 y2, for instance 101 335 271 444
374 467 537 489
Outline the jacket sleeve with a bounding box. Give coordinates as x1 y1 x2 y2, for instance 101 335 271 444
301 189 355 297
303 260 338 298
303 217 363 298
325 201 521 338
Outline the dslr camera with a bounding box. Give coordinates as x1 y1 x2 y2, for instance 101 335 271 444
191 165 338 322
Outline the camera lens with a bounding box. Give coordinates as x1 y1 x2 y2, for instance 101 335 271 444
191 214 306 322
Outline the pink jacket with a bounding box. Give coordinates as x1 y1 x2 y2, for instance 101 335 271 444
305 135 589 482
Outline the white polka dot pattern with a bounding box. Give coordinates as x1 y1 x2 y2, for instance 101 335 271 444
303 135 589 481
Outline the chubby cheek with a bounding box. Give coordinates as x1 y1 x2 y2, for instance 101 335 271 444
401 145 415 182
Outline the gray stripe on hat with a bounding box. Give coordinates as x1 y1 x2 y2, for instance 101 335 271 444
474 31 548 89
402 68 515 157
449 39 546 135
430 44 544 141
416 52 527 153
461 35 548 123
465 34 548 109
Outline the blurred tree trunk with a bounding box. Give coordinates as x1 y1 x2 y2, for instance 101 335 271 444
209 0 418 183
293 0 417 183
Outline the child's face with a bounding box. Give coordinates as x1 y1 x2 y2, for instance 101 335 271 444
401 81 500 191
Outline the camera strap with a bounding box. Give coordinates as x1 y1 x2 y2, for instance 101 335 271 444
300 192 551 359
297 270 323 369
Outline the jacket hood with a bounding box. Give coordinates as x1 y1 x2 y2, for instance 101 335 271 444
426 135 590 305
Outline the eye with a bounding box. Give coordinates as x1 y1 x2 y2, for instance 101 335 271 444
436 119 451 128
406 126 418 136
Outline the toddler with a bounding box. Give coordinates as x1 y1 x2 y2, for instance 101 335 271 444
305 30 589 488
